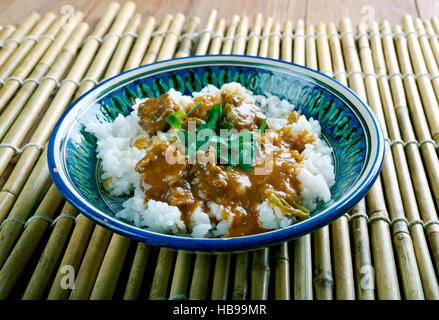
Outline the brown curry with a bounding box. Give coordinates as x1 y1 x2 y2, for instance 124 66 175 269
134 91 314 237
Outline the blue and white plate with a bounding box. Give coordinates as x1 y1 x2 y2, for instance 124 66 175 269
48 55 385 252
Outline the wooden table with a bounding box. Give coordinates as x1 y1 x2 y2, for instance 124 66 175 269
0 0 438 30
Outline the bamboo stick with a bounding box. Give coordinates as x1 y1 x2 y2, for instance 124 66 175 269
123 242 150 300
0 185 64 299
89 233 131 300
232 15 248 54
383 21 439 276
211 254 231 300
258 16 272 58
251 248 270 300
175 16 200 58
189 254 212 300
293 236 312 300
157 13 185 62
331 216 356 300
312 227 334 300
0 12 65 111
169 252 193 300
149 248 174 299
368 21 438 299
208 18 225 55
105 13 141 75
195 10 217 56
47 215 94 300
293 20 305 65
142 14 173 65
281 20 293 63
268 22 280 59
67 225 113 300
312 23 334 301
246 13 263 56
349 201 374 299
0 147 50 225
0 25 16 46
305 24 316 67
423 20 439 68
0 12 41 76
431 16 439 34
21 203 78 300
124 16 156 70
221 15 239 54
232 252 249 300
274 242 290 300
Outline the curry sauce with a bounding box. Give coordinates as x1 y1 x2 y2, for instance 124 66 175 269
134 92 314 237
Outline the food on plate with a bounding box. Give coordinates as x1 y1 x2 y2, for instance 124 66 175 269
86 82 335 238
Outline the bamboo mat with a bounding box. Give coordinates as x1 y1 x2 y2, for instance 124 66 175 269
0 1 438 300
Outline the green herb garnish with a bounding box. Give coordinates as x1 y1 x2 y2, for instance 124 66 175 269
166 110 186 129
166 102 258 172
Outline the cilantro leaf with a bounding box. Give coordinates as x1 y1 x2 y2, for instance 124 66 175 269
166 110 186 129
168 102 258 172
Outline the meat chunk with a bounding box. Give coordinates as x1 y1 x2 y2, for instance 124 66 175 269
191 94 222 120
188 162 228 201
221 91 268 131
135 138 194 206
137 93 185 136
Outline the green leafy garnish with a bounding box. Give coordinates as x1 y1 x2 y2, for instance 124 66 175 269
260 118 267 134
167 102 258 172
166 110 186 129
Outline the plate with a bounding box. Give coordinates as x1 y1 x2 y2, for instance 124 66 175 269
48 55 385 252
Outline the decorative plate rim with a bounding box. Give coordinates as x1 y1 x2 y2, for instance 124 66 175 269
48 55 385 252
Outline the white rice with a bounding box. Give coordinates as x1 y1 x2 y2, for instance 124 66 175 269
85 102 146 196
86 83 335 238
